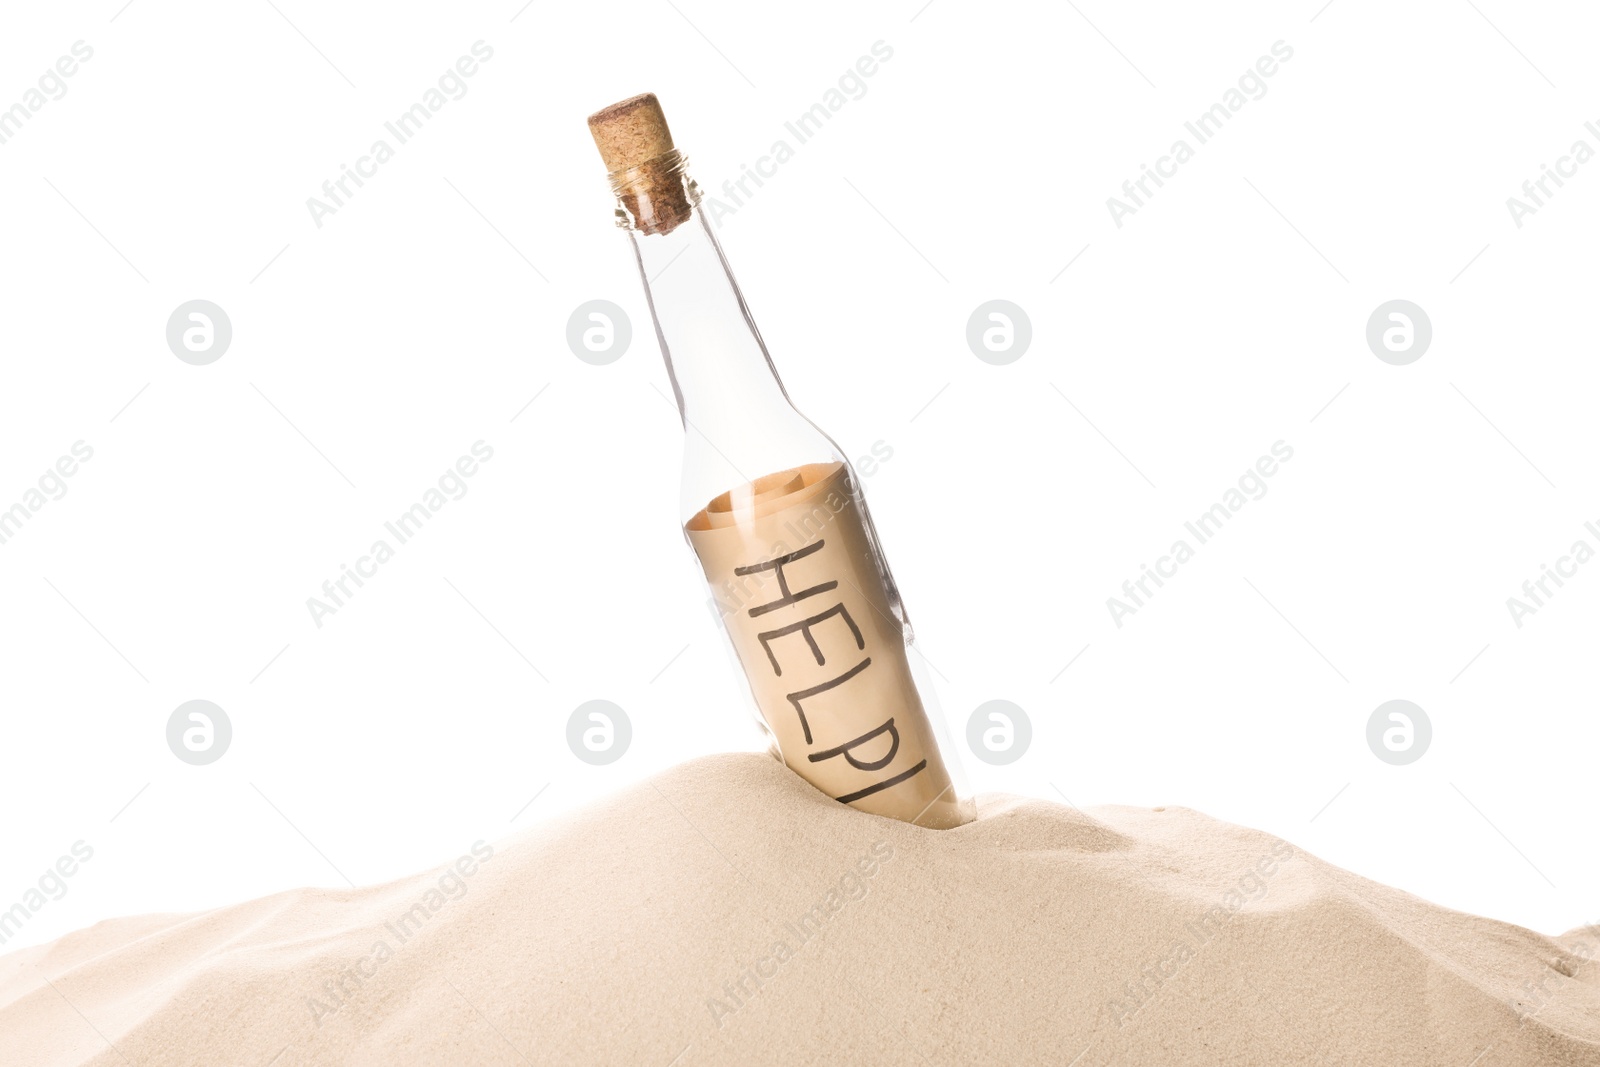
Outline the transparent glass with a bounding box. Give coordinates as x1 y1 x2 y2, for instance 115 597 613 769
625 169 839 509
613 154 973 828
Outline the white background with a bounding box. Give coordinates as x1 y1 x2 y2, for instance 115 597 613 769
1 0 1596 954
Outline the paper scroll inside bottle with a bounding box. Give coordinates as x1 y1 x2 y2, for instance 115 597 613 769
686 462 966 829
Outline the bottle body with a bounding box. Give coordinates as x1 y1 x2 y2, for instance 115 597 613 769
610 142 972 828
685 460 969 827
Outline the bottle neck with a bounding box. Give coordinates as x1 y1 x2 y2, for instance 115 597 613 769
617 156 836 519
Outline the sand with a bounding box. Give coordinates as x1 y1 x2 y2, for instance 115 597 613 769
2 754 1597 1066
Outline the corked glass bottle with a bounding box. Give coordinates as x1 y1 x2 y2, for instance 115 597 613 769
587 94 972 828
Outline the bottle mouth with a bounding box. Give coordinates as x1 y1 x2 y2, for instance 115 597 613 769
607 150 698 235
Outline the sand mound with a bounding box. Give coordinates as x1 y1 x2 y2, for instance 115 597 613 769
2 753 1597 1065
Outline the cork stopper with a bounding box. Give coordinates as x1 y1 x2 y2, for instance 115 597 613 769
587 92 693 236
587 93 675 174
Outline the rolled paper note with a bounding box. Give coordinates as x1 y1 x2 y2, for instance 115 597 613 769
686 462 968 828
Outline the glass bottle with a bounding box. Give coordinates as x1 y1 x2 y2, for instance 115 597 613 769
588 94 972 828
